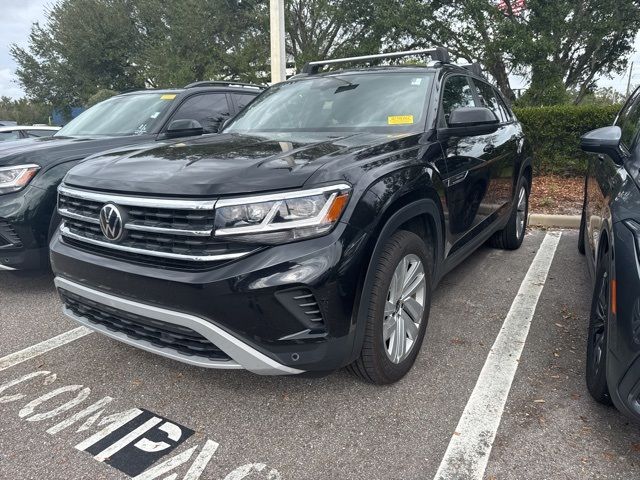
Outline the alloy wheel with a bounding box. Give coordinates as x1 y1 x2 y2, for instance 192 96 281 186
516 185 528 240
383 254 427 364
591 271 609 376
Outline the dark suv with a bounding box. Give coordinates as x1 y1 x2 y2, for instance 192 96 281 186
51 49 532 383
0 81 262 270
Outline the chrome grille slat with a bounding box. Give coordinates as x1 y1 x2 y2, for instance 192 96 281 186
125 222 212 237
60 225 248 262
57 186 255 266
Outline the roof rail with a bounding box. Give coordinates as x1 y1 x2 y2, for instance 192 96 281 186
184 81 265 90
458 63 483 77
301 48 450 75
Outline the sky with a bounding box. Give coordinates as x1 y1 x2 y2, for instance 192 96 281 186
1 0 640 99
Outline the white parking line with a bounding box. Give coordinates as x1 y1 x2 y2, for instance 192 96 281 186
434 231 562 480
0 327 92 372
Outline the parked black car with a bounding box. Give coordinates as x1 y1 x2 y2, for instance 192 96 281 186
51 49 532 383
0 82 262 270
579 86 640 422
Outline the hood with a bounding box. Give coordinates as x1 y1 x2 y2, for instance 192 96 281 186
0 134 156 170
64 132 393 196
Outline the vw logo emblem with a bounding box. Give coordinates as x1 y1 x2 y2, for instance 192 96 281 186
99 203 125 241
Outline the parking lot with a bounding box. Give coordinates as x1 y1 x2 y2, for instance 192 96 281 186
1 229 639 479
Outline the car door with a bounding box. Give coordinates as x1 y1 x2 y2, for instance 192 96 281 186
439 75 503 254
586 91 640 271
165 93 233 134
472 79 520 218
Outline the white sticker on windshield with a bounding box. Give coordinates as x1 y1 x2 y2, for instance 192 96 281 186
411 78 423 86
150 112 160 119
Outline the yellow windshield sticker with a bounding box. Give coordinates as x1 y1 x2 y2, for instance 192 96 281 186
388 115 414 125
161 94 176 100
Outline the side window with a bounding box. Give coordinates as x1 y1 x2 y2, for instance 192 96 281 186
232 93 257 112
0 131 21 142
441 76 476 124
617 96 640 149
27 130 53 137
474 81 507 123
170 93 231 133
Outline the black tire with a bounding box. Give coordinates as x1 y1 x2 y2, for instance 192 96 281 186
586 252 613 405
578 207 586 255
347 230 432 384
490 177 529 250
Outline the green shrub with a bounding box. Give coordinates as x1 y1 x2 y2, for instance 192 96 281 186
513 104 621 176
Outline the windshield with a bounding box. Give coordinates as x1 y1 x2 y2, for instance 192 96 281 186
225 72 434 133
56 93 177 137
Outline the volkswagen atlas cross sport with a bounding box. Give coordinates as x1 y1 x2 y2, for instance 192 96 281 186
578 85 640 423
51 48 532 384
0 81 262 271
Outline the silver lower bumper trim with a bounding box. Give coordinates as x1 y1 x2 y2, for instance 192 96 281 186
54 277 304 376
0 264 16 271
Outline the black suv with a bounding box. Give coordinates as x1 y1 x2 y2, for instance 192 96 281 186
578 86 640 422
51 49 532 383
0 81 262 270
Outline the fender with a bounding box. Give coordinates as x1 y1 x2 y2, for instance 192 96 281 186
347 198 443 365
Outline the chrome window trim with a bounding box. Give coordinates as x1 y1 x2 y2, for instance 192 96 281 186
59 185 216 210
55 276 304 375
60 224 251 262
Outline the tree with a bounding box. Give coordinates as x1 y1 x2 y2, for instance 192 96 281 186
11 0 271 107
11 0 145 107
396 0 518 100
0 97 52 125
397 0 640 105
506 0 640 104
134 0 271 86
285 0 401 70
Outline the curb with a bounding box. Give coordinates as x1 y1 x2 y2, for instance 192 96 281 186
528 213 581 229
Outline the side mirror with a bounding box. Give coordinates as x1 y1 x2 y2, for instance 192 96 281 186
580 126 627 165
165 119 204 139
440 107 499 138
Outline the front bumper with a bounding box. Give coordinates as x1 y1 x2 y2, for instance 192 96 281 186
55 276 303 375
0 186 53 270
607 222 640 422
50 222 371 374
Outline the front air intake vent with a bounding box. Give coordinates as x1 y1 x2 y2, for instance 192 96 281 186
275 288 326 330
0 220 22 248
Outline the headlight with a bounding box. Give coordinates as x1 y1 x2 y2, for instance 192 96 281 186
0 164 41 194
214 184 351 244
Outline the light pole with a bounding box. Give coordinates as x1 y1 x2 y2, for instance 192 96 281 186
269 0 286 84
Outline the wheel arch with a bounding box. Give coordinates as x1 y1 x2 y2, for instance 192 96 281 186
347 194 444 366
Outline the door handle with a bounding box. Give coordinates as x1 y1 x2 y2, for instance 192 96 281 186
483 144 495 153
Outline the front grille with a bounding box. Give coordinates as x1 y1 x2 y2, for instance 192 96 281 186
0 220 22 248
57 186 256 268
59 288 230 361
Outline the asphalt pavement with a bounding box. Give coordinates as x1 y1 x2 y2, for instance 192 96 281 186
0 230 638 480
